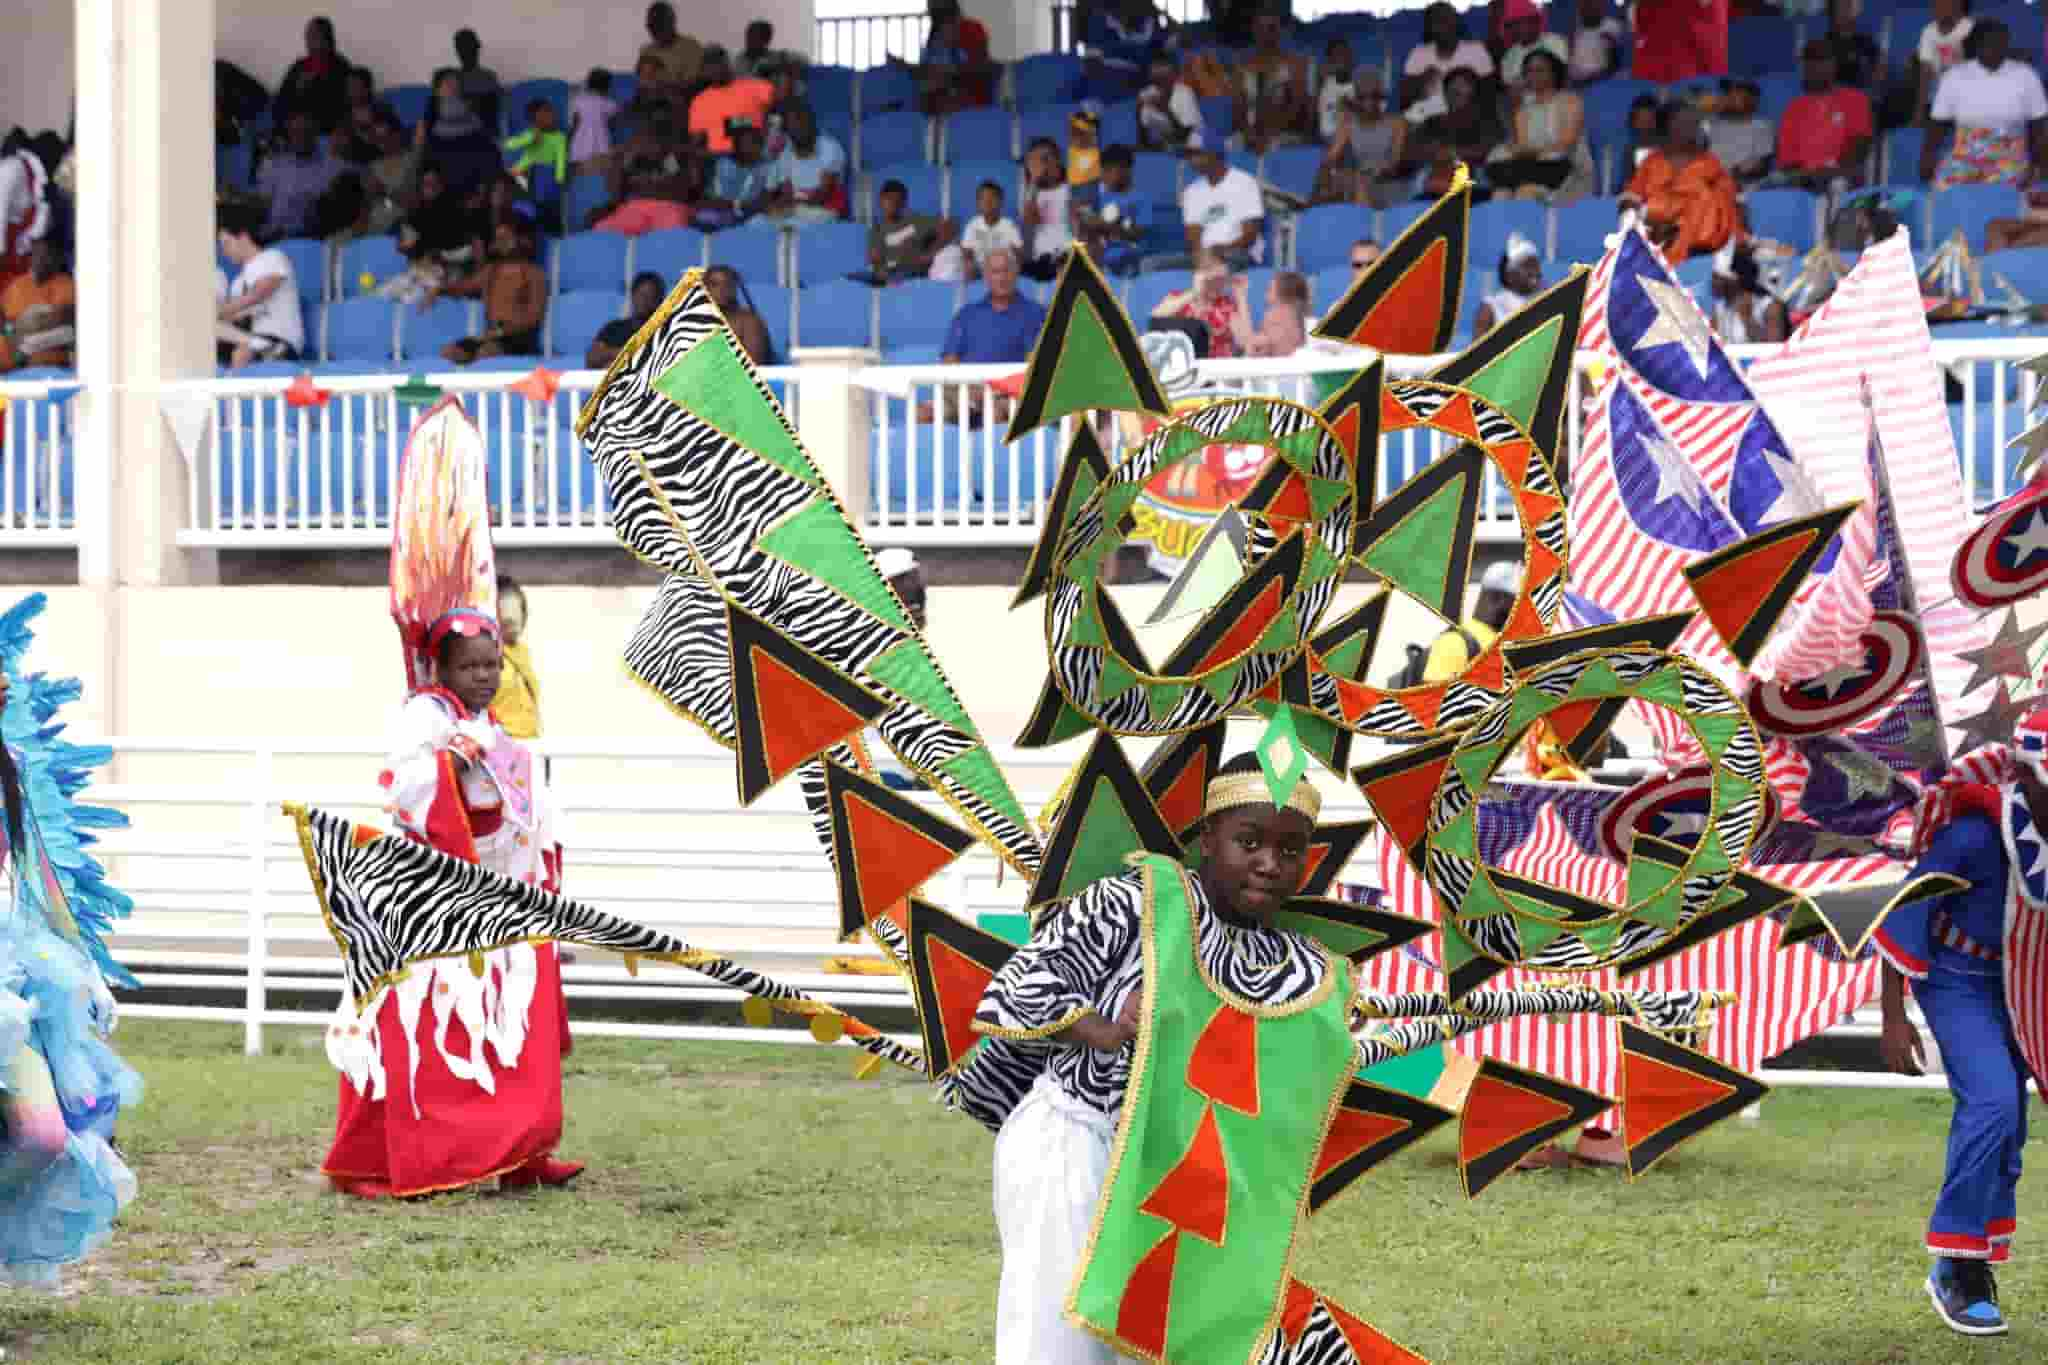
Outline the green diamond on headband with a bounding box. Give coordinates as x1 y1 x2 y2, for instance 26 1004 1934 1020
394 375 445 406
1256 705 1309 809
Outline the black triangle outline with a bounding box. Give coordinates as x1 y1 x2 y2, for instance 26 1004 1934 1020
1350 732 1461 868
1012 420 1115 609
1619 1020 1770 1178
1427 269 1589 495
1026 731 1182 909
1614 833 1802 980
1683 501 1861 667
1003 246 1169 442
728 601 891 806
1271 894 1434 965
1018 584 1154 749
1787 872 1971 958
1352 442 1484 619
1157 527 1310 677
1314 358 1386 530
904 896 1017 1077
1500 610 1696 765
1307 1080 1456 1215
1313 183 1470 354
1460 1058 1615 1199
1139 720 1228 844
823 759 977 941
1298 820 1374 899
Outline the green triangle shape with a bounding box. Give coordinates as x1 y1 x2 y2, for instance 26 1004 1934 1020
655 333 819 488
1054 773 1148 899
1630 884 1686 931
1320 633 1369 681
1457 872 1515 922
1271 910 1387 960
1067 592 1108 648
1566 657 1627 703
1688 827 1732 878
1630 666 1687 711
1714 770 1755 811
1098 651 1141 701
1505 684 1557 737
1021 682 1096 747
1512 912 1567 955
936 744 1034 845
1439 919 1481 975
1028 294 1140 429
1144 682 1180 725
1199 663 1244 707
1453 742 1506 793
1308 476 1351 519
1219 406 1272 447
1626 841 1680 908
1435 804 1479 860
1357 471 1474 610
1254 603 1302 653
1576 915 1625 956
867 638 973 732
1291 709 1347 771
1301 536 1344 589
1690 712 1744 763
755 500 913 632
1453 315 1564 432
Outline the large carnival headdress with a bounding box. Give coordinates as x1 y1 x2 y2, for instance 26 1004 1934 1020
388 396 497 693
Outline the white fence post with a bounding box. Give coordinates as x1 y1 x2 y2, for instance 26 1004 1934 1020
244 743 273 1055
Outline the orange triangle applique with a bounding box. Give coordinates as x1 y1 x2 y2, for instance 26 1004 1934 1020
874 898 911 936
1462 641 1508 691
1138 1105 1231 1245
1491 439 1534 486
1334 677 1380 725
1280 1279 1319 1343
1380 387 1421 433
1498 594 1548 645
1431 391 1481 443
1254 673 1287 704
1395 685 1443 730
1689 530 1818 651
1327 406 1364 464
1154 754 1210 839
747 645 873 786
1622 1046 1739 1150
1459 1069 1577 1168
844 792 970 929
1311 1104 1410 1183
1188 576 1286 676
1186 1005 1261 1115
1518 487 1562 531
1358 751 1452 856
1324 1295 1430 1365
350 824 385 847
924 935 999 1072
1347 239 1449 354
1522 536 1563 589
1260 471 1313 539
1296 844 1331 894
1544 699 1604 750
1116 1230 1181 1358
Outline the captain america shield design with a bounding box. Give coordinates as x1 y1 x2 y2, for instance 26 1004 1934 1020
1598 765 1782 863
1745 612 1922 738
1953 481 2048 608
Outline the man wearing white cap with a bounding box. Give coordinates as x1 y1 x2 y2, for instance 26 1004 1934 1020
1180 132 1266 267
1474 232 1544 339
1421 559 1519 684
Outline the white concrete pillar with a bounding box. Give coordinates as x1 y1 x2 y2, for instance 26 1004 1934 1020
74 0 219 592
791 347 879 521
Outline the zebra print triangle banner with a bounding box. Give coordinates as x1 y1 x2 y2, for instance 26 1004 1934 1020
284 803 925 1074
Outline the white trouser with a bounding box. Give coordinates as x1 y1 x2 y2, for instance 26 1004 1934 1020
992 1074 1140 1365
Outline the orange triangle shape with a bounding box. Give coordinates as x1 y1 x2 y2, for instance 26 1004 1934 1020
1280 1280 1319 1344
844 792 970 929
1328 406 1364 463
1335 677 1380 725
1324 1296 1430 1365
748 645 874 787
1261 470 1312 538
1312 1105 1410 1183
1395 685 1443 730
1186 1005 1261 1115
1432 392 1481 443
1115 1231 1181 1358
1622 1047 1738 1150
1459 1069 1576 1168
1296 844 1331 894
1491 439 1534 486
1522 534 1562 587
1188 575 1287 676
1346 238 1449 354
1544 699 1605 750
351 824 385 847
1138 1106 1231 1244
1497 594 1547 646
1689 530 1818 653
924 935 998 1072
1518 488 1562 531
1358 752 1452 856
1463 641 1508 691
1380 387 1421 433
1154 755 1210 839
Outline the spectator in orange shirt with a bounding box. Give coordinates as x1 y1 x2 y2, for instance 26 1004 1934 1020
1622 104 1739 265
687 46 776 156
0 241 74 371
1775 40 1872 192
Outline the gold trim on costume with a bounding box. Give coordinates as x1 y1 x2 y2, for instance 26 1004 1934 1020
1203 773 1323 823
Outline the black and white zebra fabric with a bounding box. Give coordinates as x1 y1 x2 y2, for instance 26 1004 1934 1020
575 278 1042 880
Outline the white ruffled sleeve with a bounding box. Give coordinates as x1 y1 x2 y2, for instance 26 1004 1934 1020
379 693 459 835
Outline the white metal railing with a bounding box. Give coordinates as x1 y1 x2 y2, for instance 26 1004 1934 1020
75 734 1926 1089
815 11 930 71
0 373 80 544
27 335 2048 557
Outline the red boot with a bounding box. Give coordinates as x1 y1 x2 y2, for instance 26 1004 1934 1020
500 1155 585 1190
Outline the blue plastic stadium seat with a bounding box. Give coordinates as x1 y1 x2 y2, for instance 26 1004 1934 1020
944 106 1014 163
797 279 877 348
384 84 432 127
870 401 969 519
946 159 1018 218
550 289 624 361
859 65 919 115
1743 187 1821 252
564 174 610 234
860 110 931 170
1467 199 1549 273
218 141 253 191
337 236 405 296
877 279 962 352
1551 196 1620 265
1885 127 1925 186
631 227 707 285
1098 99 1140 152
1929 184 2022 250
1262 145 1324 204
791 220 872 284
1127 271 1188 327
1986 246 2048 301
322 297 397 365
807 66 858 118
274 237 328 303
1380 199 1432 244
1012 54 1085 108
556 230 636 294
707 224 785 287
1311 264 1353 315
1018 103 1082 157
871 161 946 218
1294 203 1374 272
976 420 1063 513
399 298 477 362
1131 152 1179 208
744 282 794 358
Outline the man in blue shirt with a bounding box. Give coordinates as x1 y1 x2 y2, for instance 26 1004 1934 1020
1878 733 2048 1338
1077 145 1153 276
922 247 1046 426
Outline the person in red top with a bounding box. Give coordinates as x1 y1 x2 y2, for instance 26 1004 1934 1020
1775 40 1872 192
917 1 995 114
687 46 775 155
1633 0 1728 84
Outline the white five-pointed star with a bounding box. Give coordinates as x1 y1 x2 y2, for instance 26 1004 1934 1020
1655 811 1707 839
2005 507 2048 567
1807 659 1868 699
2015 802 2047 883
1634 277 1716 379
1755 445 1824 525
1638 431 1709 514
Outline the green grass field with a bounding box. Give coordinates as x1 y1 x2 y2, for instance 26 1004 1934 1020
0 1021 2039 1364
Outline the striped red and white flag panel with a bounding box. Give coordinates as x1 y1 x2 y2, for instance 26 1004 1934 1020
2006 894 2048 1093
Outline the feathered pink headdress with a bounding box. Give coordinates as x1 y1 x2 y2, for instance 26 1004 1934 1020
389 397 497 694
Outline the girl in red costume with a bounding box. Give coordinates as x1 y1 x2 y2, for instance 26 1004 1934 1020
321 607 582 1197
